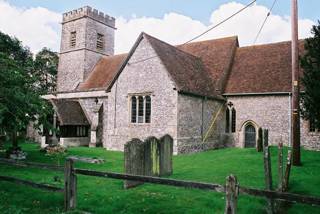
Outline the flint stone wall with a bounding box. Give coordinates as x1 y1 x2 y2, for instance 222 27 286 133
226 95 320 150
177 94 228 154
105 37 178 152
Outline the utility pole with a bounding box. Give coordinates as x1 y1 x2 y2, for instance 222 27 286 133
291 0 301 166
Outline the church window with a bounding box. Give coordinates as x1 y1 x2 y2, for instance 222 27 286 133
138 96 144 123
131 96 137 123
225 108 230 133
231 108 236 133
130 95 152 124
225 102 236 133
70 31 76 48
309 118 316 132
145 96 151 123
96 33 104 50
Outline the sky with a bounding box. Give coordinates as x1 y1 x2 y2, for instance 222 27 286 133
0 0 319 54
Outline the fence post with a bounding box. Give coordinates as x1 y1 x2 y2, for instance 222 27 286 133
262 129 275 213
278 142 283 191
224 175 238 214
282 150 292 192
64 158 77 211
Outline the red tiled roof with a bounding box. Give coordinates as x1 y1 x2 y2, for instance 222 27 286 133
144 34 223 99
178 36 238 92
78 54 127 90
224 40 305 94
77 32 306 96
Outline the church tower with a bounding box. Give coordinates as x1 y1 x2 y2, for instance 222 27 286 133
57 6 115 91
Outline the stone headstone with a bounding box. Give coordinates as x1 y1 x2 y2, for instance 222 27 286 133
159 135 173 176
144 137 160 176
124 138 145 189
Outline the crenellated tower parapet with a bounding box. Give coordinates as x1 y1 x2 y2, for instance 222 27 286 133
62 6 115 28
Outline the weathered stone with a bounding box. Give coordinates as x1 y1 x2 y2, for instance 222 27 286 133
159 135 173 176
144 136 160 176
57 6 115 91
124 138 145 189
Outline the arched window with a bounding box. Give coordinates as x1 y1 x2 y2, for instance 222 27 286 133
231 108 236 133
225 108 230 133
131 96 137 123
145 96 151 123
130 95 152 124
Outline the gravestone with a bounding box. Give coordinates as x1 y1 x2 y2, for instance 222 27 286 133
124 138 145 189
144 137 160 176
159 135 173 176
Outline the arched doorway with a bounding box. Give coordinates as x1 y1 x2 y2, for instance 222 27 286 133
245 124 256 148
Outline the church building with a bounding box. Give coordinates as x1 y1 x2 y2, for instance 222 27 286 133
42 6 320 154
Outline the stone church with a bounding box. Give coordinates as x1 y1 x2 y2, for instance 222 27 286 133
41 6 319 154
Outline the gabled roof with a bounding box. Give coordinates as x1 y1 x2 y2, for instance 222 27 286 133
76 32 306 97
78 33 236 100
177 36 238 92
143 33 223 99
51 99 89 125
224 40 305 94
78 54 127 91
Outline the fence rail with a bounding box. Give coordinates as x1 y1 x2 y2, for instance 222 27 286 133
0 157 64 172
74 168 225 192
1 157 320 213
0 175 63 192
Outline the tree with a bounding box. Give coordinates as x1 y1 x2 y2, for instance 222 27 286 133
0 31 46 151
300 21 320 129
33 48 58 94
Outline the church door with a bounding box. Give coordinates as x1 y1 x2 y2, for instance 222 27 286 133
245 124 256 148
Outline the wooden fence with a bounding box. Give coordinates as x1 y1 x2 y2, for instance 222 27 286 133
1 157 320 213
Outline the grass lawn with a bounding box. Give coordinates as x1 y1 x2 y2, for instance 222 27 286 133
0 141 320 214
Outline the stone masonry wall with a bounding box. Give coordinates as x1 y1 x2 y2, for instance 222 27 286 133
177 95 227 154
227 95 320 150
57 7 115 91
106 37 178 152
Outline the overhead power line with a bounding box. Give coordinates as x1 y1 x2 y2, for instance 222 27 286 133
183 0 257 45
252 0 278 45
128 0 257 65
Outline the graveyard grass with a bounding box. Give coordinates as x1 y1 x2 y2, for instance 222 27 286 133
0 141 320 214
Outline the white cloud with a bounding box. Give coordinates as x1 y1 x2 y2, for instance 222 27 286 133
0 0 60 54
0 1 315 54
115 2 315 53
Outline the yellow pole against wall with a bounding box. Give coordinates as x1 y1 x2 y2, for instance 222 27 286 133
202 104 224 143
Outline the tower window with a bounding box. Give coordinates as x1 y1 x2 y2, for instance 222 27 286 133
70 31 76 48
96 33 104 50
130 95 152 124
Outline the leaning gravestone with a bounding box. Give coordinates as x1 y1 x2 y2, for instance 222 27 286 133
159 135 173 176
124 138 146 189
144 137 160 176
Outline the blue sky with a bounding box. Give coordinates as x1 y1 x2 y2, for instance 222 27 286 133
6 0 320 24
1 0 319 53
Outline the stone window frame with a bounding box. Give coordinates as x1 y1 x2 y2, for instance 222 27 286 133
129 93 152 124
225 104 236 133
70 31 77 48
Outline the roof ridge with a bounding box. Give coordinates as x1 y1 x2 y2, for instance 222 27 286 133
142 32 202 60
240 39 305 49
